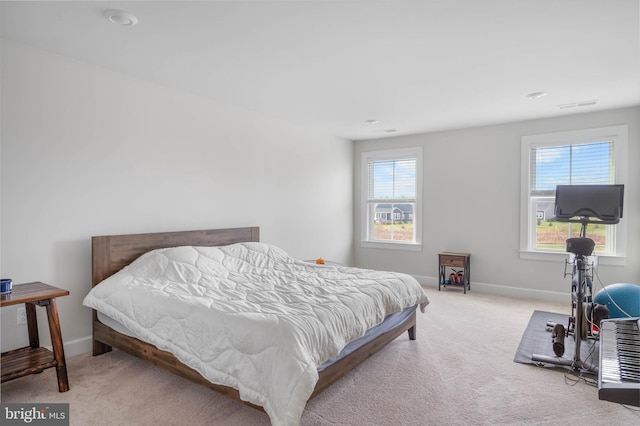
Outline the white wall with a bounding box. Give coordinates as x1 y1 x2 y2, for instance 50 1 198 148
0 40 354 354
354 107 640 302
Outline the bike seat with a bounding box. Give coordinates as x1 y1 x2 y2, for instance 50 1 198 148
566 237 595 256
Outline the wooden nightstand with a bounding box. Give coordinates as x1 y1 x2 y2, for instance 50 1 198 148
438 252 471 294
1 281 70 392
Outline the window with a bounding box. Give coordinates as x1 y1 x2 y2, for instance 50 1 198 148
520 125 628 262
361 147 422 249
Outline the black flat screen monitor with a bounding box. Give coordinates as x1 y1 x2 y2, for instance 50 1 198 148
554 184 624 223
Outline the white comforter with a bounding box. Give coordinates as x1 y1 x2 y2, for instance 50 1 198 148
83 242 429 425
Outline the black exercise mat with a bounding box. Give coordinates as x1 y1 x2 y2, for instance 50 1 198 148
514 310 600 370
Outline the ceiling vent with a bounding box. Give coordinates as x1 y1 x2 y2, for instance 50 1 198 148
557 100 598 109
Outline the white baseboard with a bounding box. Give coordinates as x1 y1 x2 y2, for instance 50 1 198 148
44 335 93 358
414 275 571 304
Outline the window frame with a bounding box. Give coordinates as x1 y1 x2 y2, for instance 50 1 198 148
520 125 628 265
360 147 423 251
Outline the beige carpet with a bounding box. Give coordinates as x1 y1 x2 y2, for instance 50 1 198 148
2 288 639 425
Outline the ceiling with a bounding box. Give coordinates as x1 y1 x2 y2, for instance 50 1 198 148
1 1 639 141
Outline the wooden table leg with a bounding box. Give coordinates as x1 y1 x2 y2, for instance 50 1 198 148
45 298 69 392
25 302 39 348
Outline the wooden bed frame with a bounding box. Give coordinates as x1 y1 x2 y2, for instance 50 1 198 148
91 226 417 412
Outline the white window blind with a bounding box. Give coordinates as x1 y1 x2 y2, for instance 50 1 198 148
367 158 416 202
530 141 614 197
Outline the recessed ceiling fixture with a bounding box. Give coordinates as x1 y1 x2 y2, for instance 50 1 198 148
103 9 139 26
364 119 379 125
526 92 547 100
557 100 598 109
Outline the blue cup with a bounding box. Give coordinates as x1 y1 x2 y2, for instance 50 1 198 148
1 278 12 294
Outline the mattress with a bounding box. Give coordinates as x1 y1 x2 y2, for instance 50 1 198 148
96 305 418 373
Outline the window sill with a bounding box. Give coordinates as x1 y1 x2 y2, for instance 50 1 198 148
361 240 422 252
519 250 626 266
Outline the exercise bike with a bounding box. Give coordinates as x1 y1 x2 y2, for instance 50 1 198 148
531 184 624 373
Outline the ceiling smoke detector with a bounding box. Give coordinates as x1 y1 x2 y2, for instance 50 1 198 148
103 9 139 26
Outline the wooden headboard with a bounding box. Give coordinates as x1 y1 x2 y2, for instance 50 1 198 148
91 227 260 286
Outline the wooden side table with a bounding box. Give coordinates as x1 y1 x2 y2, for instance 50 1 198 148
1 281 70 392
438 252 471 294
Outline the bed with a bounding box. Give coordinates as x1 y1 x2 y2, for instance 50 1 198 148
85 226 429 425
